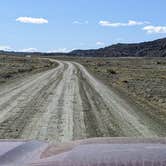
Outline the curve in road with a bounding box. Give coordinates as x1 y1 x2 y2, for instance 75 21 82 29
0 60 163 142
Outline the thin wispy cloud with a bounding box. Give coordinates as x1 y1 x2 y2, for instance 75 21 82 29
96 41 105 46
99 20 149 27
73 21 88 25
48 48 74 53
0 45 12 51
20 48 38 52
143 25 166 34
16 17 48 24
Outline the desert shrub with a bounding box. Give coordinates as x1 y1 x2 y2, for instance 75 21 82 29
106 68 117 74
122 80 128 83
157 61 162 64
96 62 105 67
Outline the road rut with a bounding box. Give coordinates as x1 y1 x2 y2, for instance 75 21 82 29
0 60 162 142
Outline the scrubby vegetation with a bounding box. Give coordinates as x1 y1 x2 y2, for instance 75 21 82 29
0 55 57 84
106 68 117 75
54 56 166 124
79 57 166 118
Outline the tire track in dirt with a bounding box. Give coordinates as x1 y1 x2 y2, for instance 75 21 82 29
0 63 66 138
0 59 162 143
73 62 159 137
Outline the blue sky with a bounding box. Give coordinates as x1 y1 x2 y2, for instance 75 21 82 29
0 0 166 52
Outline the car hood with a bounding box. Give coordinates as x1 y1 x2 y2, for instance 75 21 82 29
0 138 166 166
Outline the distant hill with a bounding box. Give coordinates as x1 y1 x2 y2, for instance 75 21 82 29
0 50 69 57
1 38 166 57
70 38 166 57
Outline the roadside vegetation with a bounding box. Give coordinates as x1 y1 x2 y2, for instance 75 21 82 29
80 57 166 122
0 55 58 84
55 56 166 127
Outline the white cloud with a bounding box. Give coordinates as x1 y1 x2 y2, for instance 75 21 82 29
96 41 105 46
20 48 38 52
143 25 166 34
0 45 12 51
16 17 48 24
99 20 149 27
73 20 88 24
48 48 74 53
54 48 70 52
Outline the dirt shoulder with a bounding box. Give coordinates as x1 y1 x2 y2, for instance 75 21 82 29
0 57 166 140
53 57 166 131
0 55 58 85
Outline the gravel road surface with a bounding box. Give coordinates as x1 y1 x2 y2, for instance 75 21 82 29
0 60 162 142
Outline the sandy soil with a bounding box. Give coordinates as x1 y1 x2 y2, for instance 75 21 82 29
0 60 164 143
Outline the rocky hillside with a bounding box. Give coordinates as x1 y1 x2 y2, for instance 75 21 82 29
71 38 166 57
1 38 166 57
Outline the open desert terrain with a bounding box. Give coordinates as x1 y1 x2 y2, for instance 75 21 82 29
0 55 165 143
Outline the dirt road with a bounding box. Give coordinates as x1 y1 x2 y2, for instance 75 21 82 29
0 60 163 142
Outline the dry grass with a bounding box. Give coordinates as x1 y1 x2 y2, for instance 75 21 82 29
0 55 57 84
54 56 166 121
